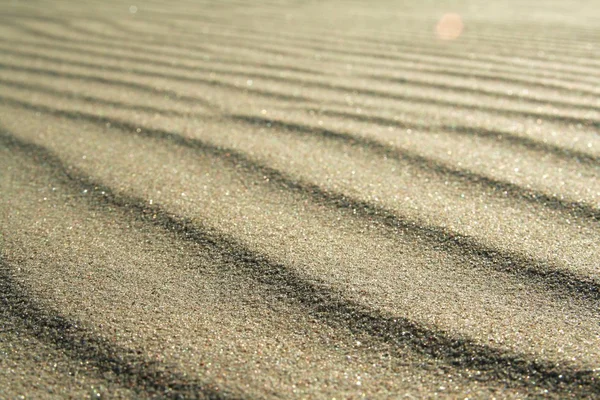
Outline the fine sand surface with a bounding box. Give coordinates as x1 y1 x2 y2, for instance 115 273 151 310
1 0 599 398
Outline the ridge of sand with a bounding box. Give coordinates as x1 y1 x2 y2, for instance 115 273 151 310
1 0 599 398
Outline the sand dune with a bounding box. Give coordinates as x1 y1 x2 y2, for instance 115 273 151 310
1 0 599 398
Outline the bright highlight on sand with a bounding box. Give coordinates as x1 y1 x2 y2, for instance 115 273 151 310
436 13 464 40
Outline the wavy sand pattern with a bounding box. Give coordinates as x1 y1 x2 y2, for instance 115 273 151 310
1 0 599 398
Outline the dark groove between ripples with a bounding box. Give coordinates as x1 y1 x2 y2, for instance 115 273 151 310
364 69 600 99
0 256 233 399
1 35 325 79
2 81 597 226
10 29 599 100
364 74 600 113
8 51 596 174
154 9 600 58
98 16 590 67
319 109 600 167
0 54 313 105
148 14 600 63
0 78 193 117
10 16 599 89
332 84 600 129
62 20 594 88
84 19 600 87
81 13 600 74
164 8 600 55
2 96 599 307
231 114 600 222
56 18 600 87
0 62 218 109
106 16 600 76
0 45 322 100
4 45 599 131
1 130 599 396
63 21 327 76
6 37 599 115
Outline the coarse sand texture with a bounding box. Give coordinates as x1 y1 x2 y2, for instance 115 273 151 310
1 0 599 398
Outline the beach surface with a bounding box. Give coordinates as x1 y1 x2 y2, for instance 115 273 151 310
1 0 599 398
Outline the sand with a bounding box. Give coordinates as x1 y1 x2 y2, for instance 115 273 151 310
1 0 599 398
